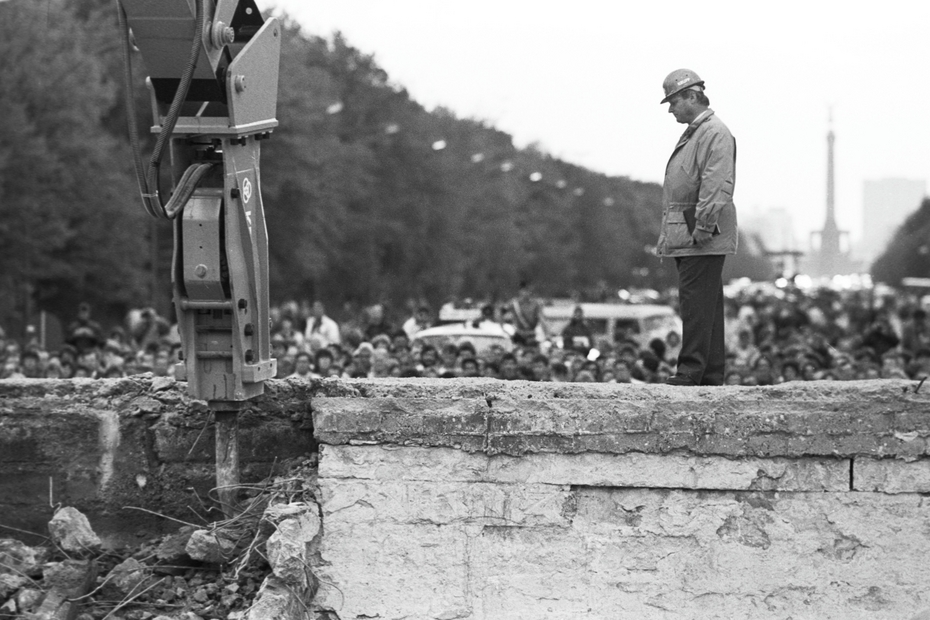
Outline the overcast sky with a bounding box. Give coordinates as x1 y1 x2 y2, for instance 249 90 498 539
256 0 930 248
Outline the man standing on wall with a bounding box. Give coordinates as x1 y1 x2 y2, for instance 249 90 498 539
656 69 738 386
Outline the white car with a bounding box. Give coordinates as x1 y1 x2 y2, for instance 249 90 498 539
410 322 514 356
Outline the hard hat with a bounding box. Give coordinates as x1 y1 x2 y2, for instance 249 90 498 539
660 69 705 104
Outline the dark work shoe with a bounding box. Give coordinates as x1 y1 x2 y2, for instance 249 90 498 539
665 374 698 386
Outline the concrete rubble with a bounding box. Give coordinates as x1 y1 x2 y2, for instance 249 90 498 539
0 492 320 619
245 501 322 620
47 508 101 556
184 530 237 564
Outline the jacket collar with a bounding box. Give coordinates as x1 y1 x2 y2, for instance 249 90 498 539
674 108 715 150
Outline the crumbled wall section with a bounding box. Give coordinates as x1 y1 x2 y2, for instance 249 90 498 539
311 379 930 620
0 377 316 542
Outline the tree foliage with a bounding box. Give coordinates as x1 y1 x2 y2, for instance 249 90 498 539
0 0 150 332
871 197 930 286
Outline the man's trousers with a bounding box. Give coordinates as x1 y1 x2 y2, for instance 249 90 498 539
674 254 726 385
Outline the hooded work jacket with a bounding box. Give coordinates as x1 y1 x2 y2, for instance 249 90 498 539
656 109 738 257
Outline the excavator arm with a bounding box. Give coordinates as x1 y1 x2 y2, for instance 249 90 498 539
118 0 280 405
117 0 281 516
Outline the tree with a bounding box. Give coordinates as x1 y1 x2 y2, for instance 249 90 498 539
0 0 149 333
871 198 930 286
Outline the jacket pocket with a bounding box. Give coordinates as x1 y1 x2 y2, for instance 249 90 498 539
664 209 693 250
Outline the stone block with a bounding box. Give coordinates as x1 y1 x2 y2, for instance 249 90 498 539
313 480 930 619
319 444 490 482
853 457 930 493
320 478 572 530
313 397 488 448
313 523 470 620
467 525 592 618
310 378 930 460
321 445 849 492
485 452 849 492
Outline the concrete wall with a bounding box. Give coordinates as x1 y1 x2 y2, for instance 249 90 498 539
2 376 929 619
311 379 930 620
0 376 315 544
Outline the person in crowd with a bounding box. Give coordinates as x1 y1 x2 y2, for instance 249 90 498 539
860 312 900 359
508 281 547 346
417 345 439 375
402 305 433 340
574 369 597 382
391 330 411 353
780 360 801 383
371 350 396 378
656 69 737 387
66 302 105 354
288 351 312 379
900 308 930 355
130 307 171 352
304 301 341 347
613 360 635 384
530 354 551 381
352 343 375 377
481 361 500 379
499 353 520 380
549 362 569 382
363 304 394 342
471 304 499 331
460 357 480 378
20 349 43 378
275 315 305 352
437 343 460 376
561 306 593 355
731 329 760 370
271 334 291 379
648 338 669 364
311 349 334 378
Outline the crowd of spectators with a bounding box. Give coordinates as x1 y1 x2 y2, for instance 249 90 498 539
2 282 930 386
0 303 178 381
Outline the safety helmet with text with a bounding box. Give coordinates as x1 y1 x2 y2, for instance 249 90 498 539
660 69 705 104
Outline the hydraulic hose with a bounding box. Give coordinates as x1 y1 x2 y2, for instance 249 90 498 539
117 0 158 218
117 0 210 220
163 162 215 219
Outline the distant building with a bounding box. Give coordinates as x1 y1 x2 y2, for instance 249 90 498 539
743 206 797 254
861 178 926 264
741 206 801 277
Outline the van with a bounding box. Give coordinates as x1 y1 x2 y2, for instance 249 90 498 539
543 303 682 353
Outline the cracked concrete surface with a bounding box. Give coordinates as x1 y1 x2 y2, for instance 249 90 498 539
311 379 930 620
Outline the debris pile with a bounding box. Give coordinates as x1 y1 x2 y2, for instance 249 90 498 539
0 458 320 620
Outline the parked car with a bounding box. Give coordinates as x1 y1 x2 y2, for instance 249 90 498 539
411 322 514 356
543 303 682 355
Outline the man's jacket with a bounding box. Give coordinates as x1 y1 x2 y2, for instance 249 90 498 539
656 109 738 257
